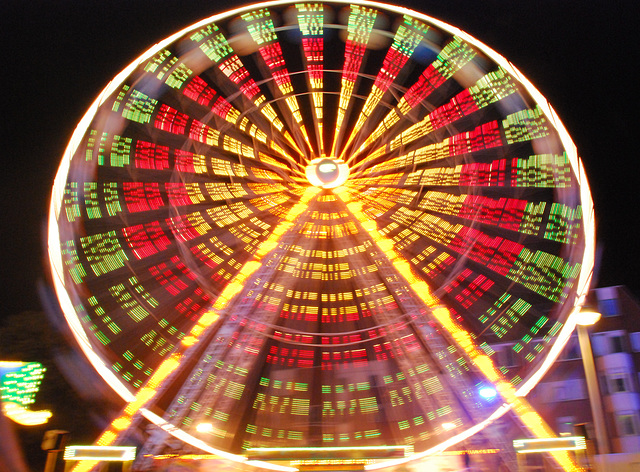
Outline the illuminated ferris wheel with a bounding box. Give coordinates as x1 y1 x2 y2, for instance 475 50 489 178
49 1 594 470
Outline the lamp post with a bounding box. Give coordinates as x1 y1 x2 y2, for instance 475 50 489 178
575 307 610 455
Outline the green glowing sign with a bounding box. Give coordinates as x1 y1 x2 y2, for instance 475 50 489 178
0 361 51 425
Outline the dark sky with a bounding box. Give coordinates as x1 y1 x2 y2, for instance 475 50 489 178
1 0 639 323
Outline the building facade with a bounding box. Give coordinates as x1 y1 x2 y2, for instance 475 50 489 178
530 286 640 453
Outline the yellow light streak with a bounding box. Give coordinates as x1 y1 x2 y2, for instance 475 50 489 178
110 417 132 432
283 131 306 159
340 85 384 160
337 188 582 472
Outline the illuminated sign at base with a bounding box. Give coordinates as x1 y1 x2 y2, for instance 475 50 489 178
64 446 136 461
513 436 586 454
246 446 410 461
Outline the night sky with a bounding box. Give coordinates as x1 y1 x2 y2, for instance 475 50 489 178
2 0 639 325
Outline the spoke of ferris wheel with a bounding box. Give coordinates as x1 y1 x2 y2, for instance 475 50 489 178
70 187 319 472
240 9 315 158
179 74 304 171
162 81 307 176
186 22 311 164
344 36 478 167
151 71 306 174
329 4 377 158
293 3 326 156
339 15 430 163
349 73 518 180
336 186 581 472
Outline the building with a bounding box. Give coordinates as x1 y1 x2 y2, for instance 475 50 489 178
530 286 640 454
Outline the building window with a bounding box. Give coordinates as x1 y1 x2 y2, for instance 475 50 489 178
561 336 581 360
617 413 639 436
554 385 566 401
630 332 640 352
548 380 586 402
591 331 628 356
567 379 586 400
609 373 632 393
599 298 620 317
611 335 625 353
592 334 607 357
557 416 575 435
612 377 627 393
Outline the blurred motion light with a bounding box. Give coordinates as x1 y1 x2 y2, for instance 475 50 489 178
478 386 497 400
196 422 214 433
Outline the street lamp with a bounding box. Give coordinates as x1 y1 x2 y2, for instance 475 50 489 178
575 307 610 455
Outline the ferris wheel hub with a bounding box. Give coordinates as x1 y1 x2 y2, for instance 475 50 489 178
305 157 349 189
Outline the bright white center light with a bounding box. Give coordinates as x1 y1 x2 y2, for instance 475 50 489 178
306 157 349 188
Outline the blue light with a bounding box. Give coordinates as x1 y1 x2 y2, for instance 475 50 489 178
478 386 497 400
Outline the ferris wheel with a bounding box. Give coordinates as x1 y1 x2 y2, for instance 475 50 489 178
48 1 595 470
